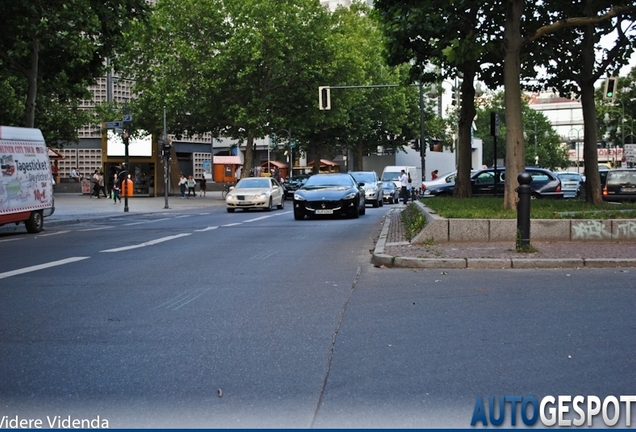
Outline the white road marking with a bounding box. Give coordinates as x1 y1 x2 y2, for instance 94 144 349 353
195 226 218 232
244 215 275 222
0 237 25 243
175 215 191 219
100 233 191 252
79 226 115 232
222 223 242 227
123 218 171 226
0 257 90 280
37 230 70 237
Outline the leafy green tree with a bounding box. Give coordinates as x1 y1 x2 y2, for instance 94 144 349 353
475 92 568 171
0 0 149 144
529 1 636 204
374 0 506 198
124 0 333 175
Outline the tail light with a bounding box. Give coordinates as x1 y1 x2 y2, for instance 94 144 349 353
603 186 608 196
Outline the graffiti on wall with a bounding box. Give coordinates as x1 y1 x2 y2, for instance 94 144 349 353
572 220 636 240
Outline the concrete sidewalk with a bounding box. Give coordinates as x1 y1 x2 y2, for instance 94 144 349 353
47 192 226 226
372 207 636 269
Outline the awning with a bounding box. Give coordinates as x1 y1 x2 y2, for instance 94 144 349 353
307 159 339 167
48 148 64 160
260 160 288 169
213 155 242 165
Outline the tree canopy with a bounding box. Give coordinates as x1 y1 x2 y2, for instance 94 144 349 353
0 0 149 144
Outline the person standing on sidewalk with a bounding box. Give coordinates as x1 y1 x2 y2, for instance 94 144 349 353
186 175 196 198
399 169 409 204
178 174 187 199
111 173 121 204
199 176 206 197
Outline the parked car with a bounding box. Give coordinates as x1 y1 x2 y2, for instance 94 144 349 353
555 172 584 199
282 174 311 199
225 177 285 212
421 170 478 193
349 171 383 207
423 167 563 199
602 169 636 202
292 173 365 220
381 181 400 204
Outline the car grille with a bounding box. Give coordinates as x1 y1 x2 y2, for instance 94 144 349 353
306 200 341 210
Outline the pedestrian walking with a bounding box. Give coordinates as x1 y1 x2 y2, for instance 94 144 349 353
111 174 121 204
98 172 108 198
187 175 196 198
178 174 187 199
199 177 207 197
91 170 101 198
399 169 409 204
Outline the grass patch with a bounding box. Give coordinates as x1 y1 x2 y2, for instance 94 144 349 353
401 203 427 241
421 197 636 219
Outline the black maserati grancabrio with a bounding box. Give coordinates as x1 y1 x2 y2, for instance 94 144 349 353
292 173 366 220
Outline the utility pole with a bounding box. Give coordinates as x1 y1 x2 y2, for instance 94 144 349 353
122 102 131 213
162 107 170 209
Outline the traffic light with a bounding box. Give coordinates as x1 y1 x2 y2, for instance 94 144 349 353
604 77 618 100
319 86 331 110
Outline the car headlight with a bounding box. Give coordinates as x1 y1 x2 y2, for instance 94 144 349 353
343 192 357 200
366 186 378 193
423 190 431 196
293 193 305 201
226 193 234 199
258 193 268 199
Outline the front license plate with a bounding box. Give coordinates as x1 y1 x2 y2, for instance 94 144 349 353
238 201 249 205
315 209 333 215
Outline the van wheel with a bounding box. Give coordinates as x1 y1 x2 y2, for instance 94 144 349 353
25 211 43 233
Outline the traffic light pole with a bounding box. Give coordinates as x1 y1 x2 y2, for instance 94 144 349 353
163 107 170 209
123 103 131 213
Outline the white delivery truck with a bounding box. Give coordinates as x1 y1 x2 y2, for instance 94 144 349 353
0 126 55 233
381 165 419 189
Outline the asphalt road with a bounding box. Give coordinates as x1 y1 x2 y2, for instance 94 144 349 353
1 204 634 428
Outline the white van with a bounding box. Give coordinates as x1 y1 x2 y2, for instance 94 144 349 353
0 126 55 233
381 165 419 191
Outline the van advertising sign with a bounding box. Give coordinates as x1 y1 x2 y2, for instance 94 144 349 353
0 140 54 212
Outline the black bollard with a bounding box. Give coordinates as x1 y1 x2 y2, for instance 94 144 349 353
516 172 532 250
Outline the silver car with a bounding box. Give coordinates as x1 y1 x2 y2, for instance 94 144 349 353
555 172 584 199
348 171 383 208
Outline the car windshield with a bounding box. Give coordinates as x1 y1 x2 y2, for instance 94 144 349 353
303 175 353 188
557 174 581 182
381 171 401 182
607 171 636 185
350 172 376 183
236 178 270 189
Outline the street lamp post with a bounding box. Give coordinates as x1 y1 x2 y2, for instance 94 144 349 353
273 128 293 178
568 128 584 173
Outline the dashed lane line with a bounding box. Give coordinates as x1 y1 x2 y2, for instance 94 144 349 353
123 218 171 226
100 233 192 253
0 257 90 280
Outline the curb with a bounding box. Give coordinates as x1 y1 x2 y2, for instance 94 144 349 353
372 207 636 269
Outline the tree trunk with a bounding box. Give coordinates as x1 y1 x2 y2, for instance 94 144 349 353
356 139 364 170
502 0 525 210
244 135 254 179
453 62 478 198
25 36 39 128
579 22 603 204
